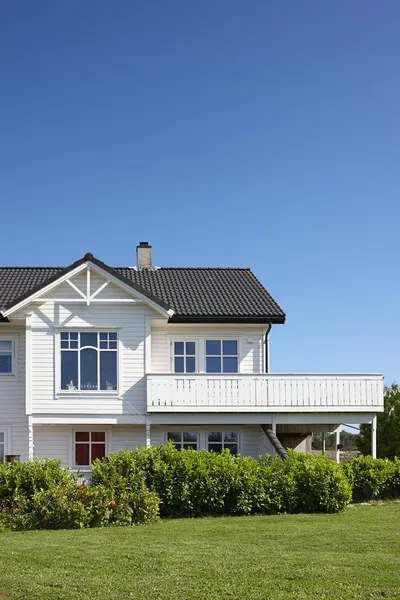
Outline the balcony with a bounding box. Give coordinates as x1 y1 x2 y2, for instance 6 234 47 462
146 373 384 413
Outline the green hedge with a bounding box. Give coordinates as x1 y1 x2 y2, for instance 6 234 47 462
341 455 400 502
90 445 351 518
0 459 159 531
2 448 400 531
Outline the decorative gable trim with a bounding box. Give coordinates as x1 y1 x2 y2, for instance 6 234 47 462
1 254 174 319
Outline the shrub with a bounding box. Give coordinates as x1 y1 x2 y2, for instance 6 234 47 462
0 458 158 531
6 484 88 531
91 445 352 517
92 445 276 517
0 460 88 531
341 455 400 502
0 458 74 503
85 482 159 527
278 451 352 513
3 448 381 531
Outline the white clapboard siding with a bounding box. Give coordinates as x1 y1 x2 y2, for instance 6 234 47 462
32 424 272 464
34 425 148 466
147 373 384 413
151 324 265 373
34 426 71 465
0 328 29 459
242 425 274 457
149 424 272 458
110 426 146 453
25 273 165 415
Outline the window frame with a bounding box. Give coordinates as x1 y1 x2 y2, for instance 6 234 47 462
165 430 199 450
169 337 199 374
57 330 119 393
172 340 197 374
73 430 108 468
207 430 240 454
0 336 17 377
0 427 11 462
205 339 239 374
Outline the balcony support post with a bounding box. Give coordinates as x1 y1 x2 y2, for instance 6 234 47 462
372 414 377 459
28 415 34 460
335 427 341 464
322 431 326 455
145 420 151 449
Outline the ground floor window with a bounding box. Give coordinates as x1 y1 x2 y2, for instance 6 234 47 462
0 431 5 462
167 431 198 450
75 431 106 466
0 341 14 374
208 432 238 454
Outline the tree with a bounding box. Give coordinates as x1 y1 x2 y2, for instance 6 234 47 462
357 382 400 459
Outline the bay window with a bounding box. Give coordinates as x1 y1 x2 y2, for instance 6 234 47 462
75 432 106 466
60 331 118 391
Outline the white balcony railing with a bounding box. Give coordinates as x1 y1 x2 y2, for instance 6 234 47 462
146 373 384 413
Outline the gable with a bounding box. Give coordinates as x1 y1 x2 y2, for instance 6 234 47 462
39 270 134 302
1 256 174 319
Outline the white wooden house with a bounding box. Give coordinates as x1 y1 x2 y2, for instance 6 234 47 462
0 242 383 471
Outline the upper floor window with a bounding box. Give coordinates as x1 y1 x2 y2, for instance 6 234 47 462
205 340 238 373
0 340 14 374
174 341 196 373
61 332 118 391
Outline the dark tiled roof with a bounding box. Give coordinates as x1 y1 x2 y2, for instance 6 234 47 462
0 261 285 324
118 267 285 322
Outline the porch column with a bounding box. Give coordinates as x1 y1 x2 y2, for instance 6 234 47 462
372 414 377 459
272 419 277 457
145 420 151 448
28 415 34 460
321 431 326 456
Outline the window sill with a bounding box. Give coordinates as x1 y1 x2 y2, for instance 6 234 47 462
56 391 120 399
71 468 92 473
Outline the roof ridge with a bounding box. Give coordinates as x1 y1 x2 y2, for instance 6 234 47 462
0 266 64 270
116 266 252 271
0 266 252 271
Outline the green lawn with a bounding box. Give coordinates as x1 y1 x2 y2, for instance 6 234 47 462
1 503 400 600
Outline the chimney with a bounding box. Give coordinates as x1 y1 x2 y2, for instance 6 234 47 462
136 241 152 268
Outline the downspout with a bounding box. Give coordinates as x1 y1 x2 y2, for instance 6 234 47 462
261 424 289 460
262 326 288 458
265 324 271 373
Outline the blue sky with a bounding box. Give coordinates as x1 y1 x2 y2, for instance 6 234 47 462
0 1 399 382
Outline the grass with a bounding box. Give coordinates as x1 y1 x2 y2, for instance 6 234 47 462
1 503 400 600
